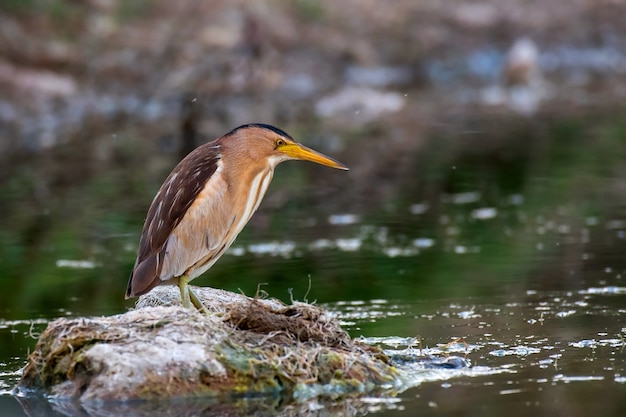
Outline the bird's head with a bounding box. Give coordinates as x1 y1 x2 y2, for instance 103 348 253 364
225 124 349 171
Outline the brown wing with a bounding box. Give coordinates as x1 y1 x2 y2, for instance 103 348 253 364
125 140 222 298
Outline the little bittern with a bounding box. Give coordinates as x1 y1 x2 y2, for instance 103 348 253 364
126 123 348 312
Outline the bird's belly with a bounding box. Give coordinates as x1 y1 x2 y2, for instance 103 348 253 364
229 167 274 243
172 167 274 282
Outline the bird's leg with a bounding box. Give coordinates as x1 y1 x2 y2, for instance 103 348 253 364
188 287 210 315
178 275 192 309
178 275 210 314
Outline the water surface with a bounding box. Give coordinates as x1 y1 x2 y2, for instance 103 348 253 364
2 162 626 415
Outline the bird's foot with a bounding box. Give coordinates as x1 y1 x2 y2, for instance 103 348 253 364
178 276 209 314
189 287 210 315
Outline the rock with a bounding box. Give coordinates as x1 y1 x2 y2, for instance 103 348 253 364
17 286 400 403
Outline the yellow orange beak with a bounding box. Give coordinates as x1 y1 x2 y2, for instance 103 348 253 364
280 143 349 170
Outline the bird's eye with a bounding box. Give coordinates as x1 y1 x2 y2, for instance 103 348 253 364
276 139 286 148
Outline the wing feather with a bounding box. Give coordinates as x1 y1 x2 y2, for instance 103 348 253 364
126 141 222 298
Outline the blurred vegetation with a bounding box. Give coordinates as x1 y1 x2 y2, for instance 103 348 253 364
0 0 42 13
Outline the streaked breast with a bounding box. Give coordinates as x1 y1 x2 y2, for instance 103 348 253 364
162 162 275 281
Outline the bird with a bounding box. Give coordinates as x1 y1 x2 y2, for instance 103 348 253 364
126 123 348 313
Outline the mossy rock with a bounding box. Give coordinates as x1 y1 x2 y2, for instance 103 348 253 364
18 286 401 402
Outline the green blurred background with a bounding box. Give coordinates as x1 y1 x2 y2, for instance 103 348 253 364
1 0 626 315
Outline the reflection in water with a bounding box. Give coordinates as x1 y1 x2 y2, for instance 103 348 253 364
55 259 97 269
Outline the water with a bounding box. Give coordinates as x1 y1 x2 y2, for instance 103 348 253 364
2 154 626 415
2 77 626 415
335 289 626 416
2 280 626 415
